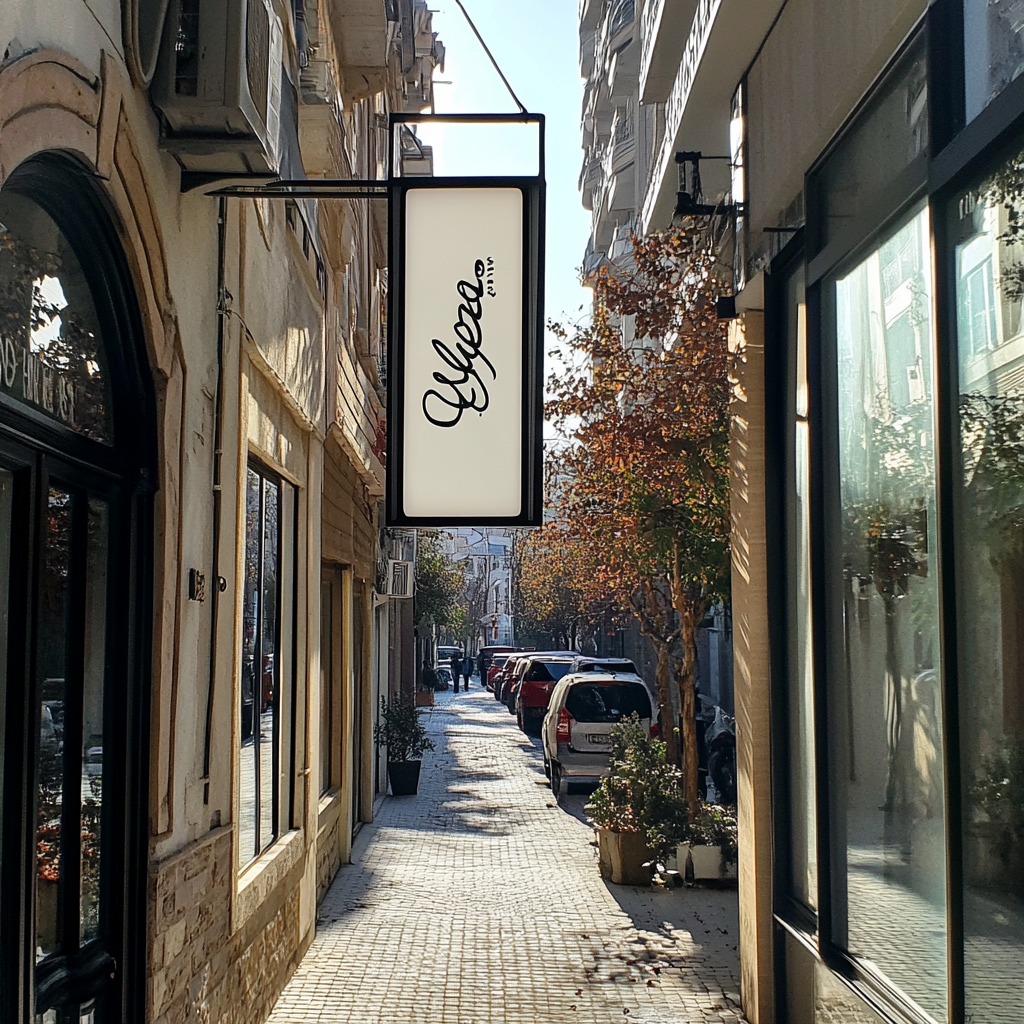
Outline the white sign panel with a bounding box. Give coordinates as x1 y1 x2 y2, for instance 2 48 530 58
401 187 524 519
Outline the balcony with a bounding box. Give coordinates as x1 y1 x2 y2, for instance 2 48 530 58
610 108 636 174
639 0 698 104
640 0 786 233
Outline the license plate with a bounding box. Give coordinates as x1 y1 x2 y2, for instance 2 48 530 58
586 734 612 747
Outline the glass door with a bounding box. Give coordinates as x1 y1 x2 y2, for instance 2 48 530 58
0 452 123 1023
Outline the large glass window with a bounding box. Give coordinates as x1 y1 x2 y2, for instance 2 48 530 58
0 194 112 443
239 462 296 865
949 146 1024 1020
828 206 947 1021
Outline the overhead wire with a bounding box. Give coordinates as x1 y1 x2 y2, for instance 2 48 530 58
452 0 529 115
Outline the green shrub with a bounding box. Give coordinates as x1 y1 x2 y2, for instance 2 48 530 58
585 714 690 864
373 694 436 763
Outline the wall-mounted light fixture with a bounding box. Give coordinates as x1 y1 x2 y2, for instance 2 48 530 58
672 151 740 320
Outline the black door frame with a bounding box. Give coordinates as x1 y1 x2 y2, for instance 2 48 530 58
0 152 156 1023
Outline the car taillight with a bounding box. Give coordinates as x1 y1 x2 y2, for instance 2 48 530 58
556 708 573 743
649 722 660 738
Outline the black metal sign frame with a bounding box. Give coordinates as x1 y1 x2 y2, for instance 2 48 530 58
386 113 545 527
205 111 546 528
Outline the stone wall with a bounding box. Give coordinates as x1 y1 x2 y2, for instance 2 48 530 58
316 807 343 903
149 828 308 1024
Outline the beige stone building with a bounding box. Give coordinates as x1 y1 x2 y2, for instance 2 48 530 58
0 0 439 1021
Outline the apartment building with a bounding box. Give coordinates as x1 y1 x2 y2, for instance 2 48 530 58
613 1 1024 1022
0 1 439 1020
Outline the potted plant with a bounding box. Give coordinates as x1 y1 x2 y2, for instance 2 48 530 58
373 693 435 796
585 714 689 886
679 803 738 882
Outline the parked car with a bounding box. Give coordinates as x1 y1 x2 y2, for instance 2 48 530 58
497 650 564 707
478 645 516 689
493 651 533 703
513 655 575 734
485 652 513 690
569 656 639 675
541 672 658 798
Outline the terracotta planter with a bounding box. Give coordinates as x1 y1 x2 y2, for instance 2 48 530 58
414 691 434 706
595 827 651 886
387 760 422 796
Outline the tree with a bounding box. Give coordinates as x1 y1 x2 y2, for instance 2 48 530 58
547 223 733 813
414 531 465 630
515 523 600 649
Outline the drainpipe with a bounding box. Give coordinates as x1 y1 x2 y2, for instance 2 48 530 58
202 196 228 805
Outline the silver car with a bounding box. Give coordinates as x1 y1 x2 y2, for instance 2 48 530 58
541 672 658 799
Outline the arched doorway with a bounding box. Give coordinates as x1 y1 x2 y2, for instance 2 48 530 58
0 154 155 1022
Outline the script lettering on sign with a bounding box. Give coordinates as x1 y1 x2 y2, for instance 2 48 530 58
421 258 498 428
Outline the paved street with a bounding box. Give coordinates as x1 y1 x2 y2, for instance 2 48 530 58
267 685 744 1024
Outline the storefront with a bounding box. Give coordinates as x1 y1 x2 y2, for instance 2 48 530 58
758 6 1024 1022
0 154 154 1022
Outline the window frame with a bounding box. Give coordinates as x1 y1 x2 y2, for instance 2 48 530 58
238 456 298 868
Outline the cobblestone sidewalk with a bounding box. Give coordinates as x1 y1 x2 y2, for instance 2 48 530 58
266 686 744 1024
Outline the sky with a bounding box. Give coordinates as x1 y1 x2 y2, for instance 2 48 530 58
414 0 593 342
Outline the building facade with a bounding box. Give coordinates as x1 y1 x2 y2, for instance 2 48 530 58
616 0 1024 1022
0 1 439 1021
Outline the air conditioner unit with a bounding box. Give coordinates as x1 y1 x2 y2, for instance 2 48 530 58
388 560 414 599
152 0 284 173
374 559 389 597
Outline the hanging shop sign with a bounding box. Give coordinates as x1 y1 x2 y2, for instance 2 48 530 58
203 111 546 527
387 174 544 526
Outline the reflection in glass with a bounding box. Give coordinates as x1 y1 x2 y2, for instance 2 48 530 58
808 39 927 258
36 488 72 960
0 194 112 442
965 0 1024 123
80 499 107 942
951 150 1024 1021
786 267 817 909
239 469 260 864
832 207 947 1020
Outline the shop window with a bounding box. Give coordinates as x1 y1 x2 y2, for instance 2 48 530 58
0 194 113 443
949 144 1024 1018
964 0 1024 123
826 205 947 1022
239 462 297 865
807 37 928 259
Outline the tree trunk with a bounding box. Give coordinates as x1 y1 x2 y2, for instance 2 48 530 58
654 640 679 766
676 604 701 818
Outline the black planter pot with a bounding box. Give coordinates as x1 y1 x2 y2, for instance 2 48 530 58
387 760 422 796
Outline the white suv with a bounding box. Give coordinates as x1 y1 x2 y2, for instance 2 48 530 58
541 672 658 799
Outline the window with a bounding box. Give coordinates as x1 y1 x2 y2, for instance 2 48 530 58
319 572 336 797
807 38 928 259
826 205 947 1021
239 462 297 865
949 144 1024 1018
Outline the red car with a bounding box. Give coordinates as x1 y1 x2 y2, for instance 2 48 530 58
514 655 575 735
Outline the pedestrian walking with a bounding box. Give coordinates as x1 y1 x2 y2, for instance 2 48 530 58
450 654 462 693
463 655 474 687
